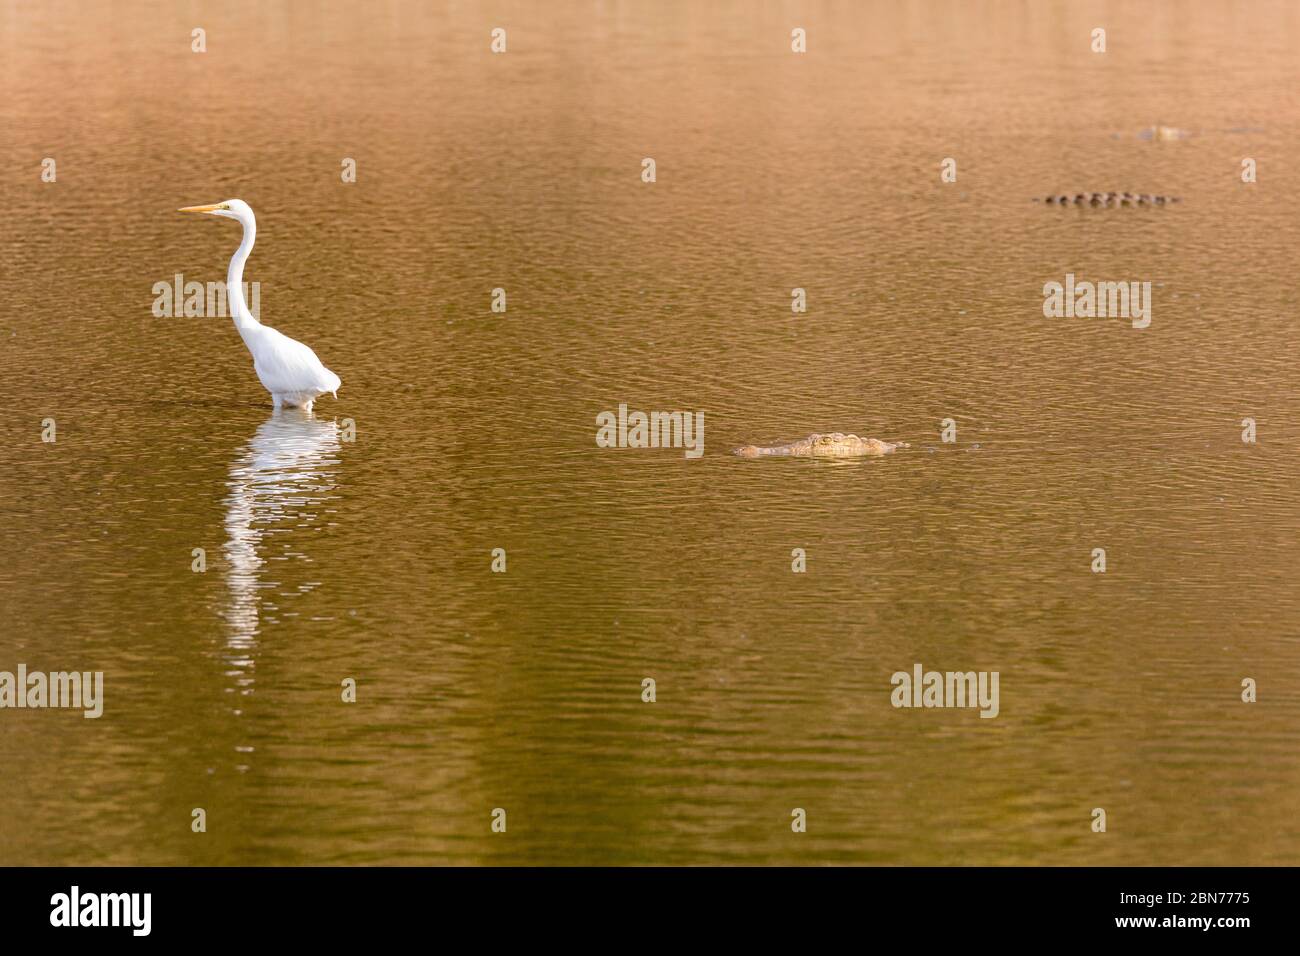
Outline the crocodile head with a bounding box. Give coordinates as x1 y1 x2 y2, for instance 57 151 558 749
734 432 908 458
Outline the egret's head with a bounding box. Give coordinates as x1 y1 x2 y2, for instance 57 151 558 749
178 199 253 223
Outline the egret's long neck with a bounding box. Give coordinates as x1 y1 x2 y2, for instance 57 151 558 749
227 214 260 335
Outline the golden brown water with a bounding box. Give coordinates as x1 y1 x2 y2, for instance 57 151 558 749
2 0 1299 865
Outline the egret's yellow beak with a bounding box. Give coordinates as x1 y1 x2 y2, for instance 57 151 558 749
178 203 228 214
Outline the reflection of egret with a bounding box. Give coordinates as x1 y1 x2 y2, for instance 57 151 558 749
179 199 341 411
222 409 341 694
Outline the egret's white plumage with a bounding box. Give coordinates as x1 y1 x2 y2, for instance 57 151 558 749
179 199 340 411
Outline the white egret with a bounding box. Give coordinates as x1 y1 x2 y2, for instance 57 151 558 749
179 200 341 411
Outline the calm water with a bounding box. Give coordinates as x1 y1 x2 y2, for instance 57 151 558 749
2 0 1299 865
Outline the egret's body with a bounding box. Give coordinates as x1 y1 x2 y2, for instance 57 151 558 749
179 200 340 411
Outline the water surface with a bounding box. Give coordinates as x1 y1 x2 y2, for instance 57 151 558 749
2 0 1299 865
